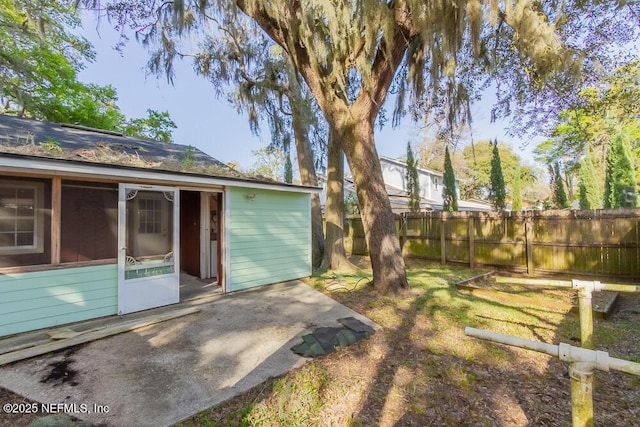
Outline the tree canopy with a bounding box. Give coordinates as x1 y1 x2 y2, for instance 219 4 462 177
535 59 640 207
0 0 119 126
246 146 287 181
486 2 639 137
418 138 543 206
511 165 522 211
123 109 177 143
0 0 177 141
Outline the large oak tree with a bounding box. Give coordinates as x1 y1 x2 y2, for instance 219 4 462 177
1 1 177 140
87 0 636 294
233 1 579 294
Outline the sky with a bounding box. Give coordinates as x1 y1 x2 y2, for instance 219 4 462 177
76 14 535 171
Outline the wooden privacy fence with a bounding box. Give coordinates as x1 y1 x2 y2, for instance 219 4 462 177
343 208 640 278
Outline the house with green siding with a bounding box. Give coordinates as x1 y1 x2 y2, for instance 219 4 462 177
0 114 317 337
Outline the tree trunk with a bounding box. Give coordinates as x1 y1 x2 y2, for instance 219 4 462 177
319 127 353 270
285 58 324 268
235 1 413 294
564 170 574 203
341 118 409 294
290 97 324 268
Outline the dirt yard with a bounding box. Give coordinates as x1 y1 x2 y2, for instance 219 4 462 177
2 259 639 426
182 260 640 426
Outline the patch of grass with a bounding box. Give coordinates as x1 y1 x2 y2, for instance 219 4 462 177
39 137 63 152
180 259 640 426
242 364 330 426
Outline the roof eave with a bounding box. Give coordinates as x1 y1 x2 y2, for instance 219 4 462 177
0 153 321 194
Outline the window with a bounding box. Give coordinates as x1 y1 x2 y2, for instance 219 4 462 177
0 181 44 255
138 198 162 234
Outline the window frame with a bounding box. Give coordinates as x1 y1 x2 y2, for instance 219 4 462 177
0 180 45 255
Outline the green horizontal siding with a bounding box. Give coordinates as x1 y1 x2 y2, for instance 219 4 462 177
0 264 117 337
228 188 311 291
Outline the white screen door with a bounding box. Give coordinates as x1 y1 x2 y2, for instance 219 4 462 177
118 184 180 314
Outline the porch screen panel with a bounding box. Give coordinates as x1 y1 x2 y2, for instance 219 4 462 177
124 189 175 279
61 181 118 263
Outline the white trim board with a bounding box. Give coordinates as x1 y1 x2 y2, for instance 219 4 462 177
0 156 321 194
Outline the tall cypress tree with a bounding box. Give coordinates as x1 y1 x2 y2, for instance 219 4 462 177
284 152 293 183
578 152 600 209
615 136 638 208
604 132 637 208
442 145 458 211
406 142 421 212
603 142 615 208
553 162 569 209
489 139 506 211
512 165 523 211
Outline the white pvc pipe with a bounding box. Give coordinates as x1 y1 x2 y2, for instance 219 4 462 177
465 327 640 376
494 276 639 293
609 357 640 376
464 327 558 357
601 284 640 293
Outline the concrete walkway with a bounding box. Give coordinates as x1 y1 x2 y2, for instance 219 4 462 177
0 281 378 426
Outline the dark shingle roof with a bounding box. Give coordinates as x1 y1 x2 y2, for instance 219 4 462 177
0 114 245 179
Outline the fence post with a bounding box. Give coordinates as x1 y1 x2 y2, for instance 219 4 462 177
468 213 475 269
400 213 407 254
525 212 534 276
440 212 447 265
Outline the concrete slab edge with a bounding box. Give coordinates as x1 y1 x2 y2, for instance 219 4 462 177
0 307 201 366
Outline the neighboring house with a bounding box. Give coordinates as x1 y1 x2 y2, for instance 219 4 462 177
379 157 490 212
0 115 318 337
317 175 424 214
319 157 490 213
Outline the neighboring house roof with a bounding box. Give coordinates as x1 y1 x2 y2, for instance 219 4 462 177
318 156 492 212
377 181 492 212
457 198 493 212
379 156 446 179
0 114 318 192
379 156 490 212
343 177 436 213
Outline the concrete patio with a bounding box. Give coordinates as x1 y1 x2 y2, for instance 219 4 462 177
0 280 378 426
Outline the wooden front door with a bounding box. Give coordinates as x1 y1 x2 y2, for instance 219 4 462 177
180 190 200 277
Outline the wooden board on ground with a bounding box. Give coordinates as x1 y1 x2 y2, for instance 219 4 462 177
47 328 83 340
0 307 201 366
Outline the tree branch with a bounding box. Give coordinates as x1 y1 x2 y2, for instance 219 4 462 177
235 0 332 116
